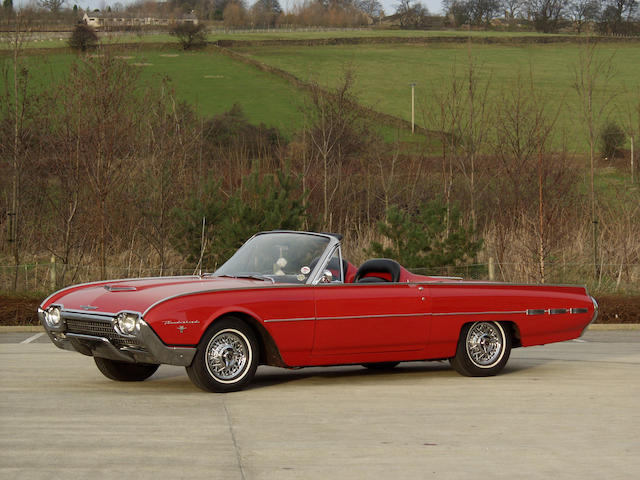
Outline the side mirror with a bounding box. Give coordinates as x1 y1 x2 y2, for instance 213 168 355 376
319 270 333 284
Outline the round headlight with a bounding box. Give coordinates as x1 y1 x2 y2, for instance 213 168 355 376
117 313 138 335
45 307 62 328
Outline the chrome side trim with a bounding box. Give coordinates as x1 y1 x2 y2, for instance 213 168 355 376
264 317 315 323
419 282 589 290
317 312 432 321
430 310 525 317
265 310 523 323
264 306 590 324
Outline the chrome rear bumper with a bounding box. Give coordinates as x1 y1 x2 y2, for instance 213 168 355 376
580 296 599 337
38 309 196 367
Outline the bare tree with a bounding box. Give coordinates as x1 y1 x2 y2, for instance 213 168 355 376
38 64 100 287
358 0 384 18
527 0 569 33
39 0 65 13
395 0 429 28
490 71 572 283
425 61 465 235
302 69 370 230
132 86 198 275
458 50 492 240
66 54 148 278
572 40 617 280
502 0 523 20
598 190 640 291
567 0 601 33
0 11 34 290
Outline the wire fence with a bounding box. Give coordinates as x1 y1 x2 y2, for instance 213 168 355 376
1 260 638 294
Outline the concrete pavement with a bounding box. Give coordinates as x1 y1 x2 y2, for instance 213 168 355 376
1 330 639 479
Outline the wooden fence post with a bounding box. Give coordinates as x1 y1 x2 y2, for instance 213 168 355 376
488 257 495 281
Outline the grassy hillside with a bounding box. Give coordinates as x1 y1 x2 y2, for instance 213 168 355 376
5 50 306 135
237 42 640 151
5 32 639 150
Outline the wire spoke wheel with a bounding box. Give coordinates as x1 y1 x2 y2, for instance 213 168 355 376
186 318 259 393
466 322 503 367
206 331 249 381
450 321 511 377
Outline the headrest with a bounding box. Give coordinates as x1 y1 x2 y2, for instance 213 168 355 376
354 258 402 283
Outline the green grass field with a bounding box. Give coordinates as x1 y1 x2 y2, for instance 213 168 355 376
3 33 640 150
237 42 640 151
4 50 306 135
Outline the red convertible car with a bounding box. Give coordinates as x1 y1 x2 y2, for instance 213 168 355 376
39 231 598 392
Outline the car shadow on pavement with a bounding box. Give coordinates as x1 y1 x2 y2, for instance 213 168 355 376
82 358 547 394
246 358 546 391
246 361 456 390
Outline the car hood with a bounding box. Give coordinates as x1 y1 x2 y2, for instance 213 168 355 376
42 276 274 315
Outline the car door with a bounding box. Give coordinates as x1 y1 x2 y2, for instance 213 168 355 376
311 283 429 357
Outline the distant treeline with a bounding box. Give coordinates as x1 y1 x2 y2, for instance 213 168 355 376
1 0 640 34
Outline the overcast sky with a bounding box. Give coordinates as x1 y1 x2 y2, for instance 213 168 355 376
17 0 444 16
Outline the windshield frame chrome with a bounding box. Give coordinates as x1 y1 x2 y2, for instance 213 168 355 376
214 231 342 286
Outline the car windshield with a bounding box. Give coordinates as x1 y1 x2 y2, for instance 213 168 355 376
214 232 332 284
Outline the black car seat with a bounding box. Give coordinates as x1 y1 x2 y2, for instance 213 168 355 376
354 259 402 283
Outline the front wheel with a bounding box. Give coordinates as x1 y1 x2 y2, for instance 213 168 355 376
94 357 159 381
186 317 259 393
450 321 511 377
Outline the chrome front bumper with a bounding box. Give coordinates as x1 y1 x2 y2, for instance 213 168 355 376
38 309 196 367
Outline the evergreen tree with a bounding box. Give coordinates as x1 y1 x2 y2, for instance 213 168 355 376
171 167 307 270
171 177 227 268
367 201 482 270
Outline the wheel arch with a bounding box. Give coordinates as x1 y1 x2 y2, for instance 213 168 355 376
205 311 288 368
456 320 522 349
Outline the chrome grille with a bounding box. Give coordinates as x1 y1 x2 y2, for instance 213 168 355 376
65 317 143 349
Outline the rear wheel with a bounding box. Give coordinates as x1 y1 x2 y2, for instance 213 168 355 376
450 321 511 377
186 317 259 393
94 357 159 381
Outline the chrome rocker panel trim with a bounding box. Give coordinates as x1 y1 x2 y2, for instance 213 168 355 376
38 309 196 367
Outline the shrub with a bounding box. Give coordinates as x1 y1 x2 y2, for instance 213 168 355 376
169 22 207 50
600 122 626 159
203 103 281 157
68 24 99 52
366 201 482 270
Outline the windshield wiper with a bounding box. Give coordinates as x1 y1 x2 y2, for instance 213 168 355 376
212 273 275 283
